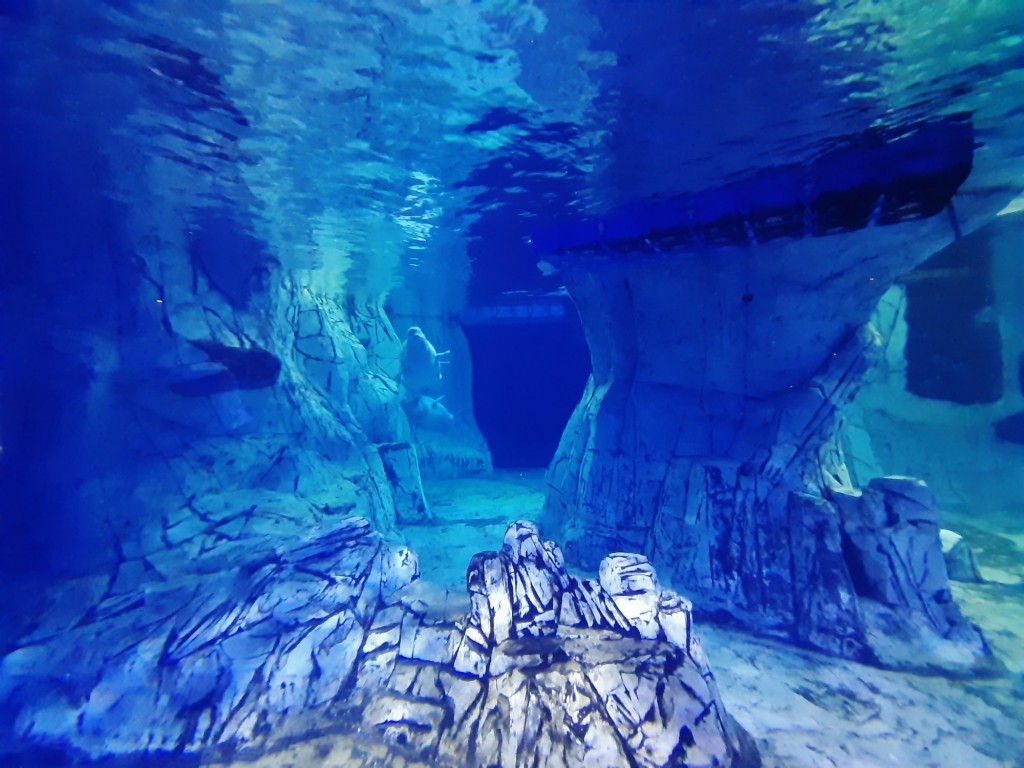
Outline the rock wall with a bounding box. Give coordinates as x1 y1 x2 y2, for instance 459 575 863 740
0 161 495 590
1 520 759 768
58 252 434 570
0 101 427 593
543 206 1007 671
0 6 498 589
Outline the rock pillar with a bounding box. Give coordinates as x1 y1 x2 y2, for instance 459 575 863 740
544 222 997 671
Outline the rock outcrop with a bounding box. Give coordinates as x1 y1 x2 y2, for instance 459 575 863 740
1 520 758 768
542 174 1014 672
834 478 994 674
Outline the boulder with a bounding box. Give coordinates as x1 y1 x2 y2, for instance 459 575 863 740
836 479 997 675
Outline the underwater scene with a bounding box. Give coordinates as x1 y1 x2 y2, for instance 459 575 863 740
2 1 1024 766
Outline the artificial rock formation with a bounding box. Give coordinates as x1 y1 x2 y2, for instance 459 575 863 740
1 520 757 768
0 9 497 587
543 187 1011 672
834 478 993 674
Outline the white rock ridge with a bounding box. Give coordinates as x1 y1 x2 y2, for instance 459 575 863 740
0 519 758 768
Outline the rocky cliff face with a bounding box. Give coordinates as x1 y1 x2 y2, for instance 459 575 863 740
60 264 433 566
1 520 758 768
543 196 1008 673
0 174 494 583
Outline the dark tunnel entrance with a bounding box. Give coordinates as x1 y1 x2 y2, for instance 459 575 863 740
462 292 591 468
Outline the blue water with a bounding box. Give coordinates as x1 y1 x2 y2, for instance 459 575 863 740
2 1 1024 766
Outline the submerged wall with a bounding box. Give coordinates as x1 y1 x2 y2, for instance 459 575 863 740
846 209 1024 546
542 182 1016 671
0 1 509 596
0 184 421 564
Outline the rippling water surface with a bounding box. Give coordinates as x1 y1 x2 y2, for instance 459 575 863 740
3 1 1024 283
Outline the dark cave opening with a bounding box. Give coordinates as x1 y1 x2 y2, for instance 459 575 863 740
463 295 590 468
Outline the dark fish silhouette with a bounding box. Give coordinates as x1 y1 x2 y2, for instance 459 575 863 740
169 340 281 397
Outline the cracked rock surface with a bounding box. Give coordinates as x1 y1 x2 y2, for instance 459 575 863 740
546 306 997 674
834 477 996 675
1 520 758 768
541 178 1018 674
